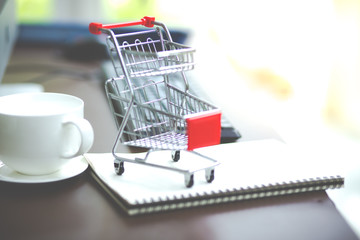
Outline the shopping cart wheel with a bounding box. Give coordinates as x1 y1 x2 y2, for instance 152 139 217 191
172 150 180 162
185 173 194 188
114 161 125 175
205 168 215 183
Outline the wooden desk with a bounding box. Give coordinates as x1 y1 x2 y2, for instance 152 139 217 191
0 46 357 240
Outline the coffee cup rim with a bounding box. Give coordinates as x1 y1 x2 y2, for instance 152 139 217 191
0 92 84 117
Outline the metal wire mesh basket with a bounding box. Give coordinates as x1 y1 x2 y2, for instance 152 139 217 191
117 39 195 77
106 77 220 150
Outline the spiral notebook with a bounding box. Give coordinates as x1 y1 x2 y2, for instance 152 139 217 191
85 139 344 216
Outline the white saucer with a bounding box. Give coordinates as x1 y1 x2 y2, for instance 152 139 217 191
0 156 88 183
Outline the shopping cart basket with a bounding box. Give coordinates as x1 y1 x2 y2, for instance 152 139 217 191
89 16 221 187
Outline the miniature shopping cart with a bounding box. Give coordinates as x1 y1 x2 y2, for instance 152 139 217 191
89 16 221 187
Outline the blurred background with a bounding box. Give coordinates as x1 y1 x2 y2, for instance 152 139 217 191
13 0 360 145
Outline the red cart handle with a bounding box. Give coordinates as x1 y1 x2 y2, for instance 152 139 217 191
89 16 155 35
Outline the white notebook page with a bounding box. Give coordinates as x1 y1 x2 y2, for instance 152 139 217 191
85 139 344 206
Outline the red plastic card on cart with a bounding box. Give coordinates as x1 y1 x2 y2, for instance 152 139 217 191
185 110 221 151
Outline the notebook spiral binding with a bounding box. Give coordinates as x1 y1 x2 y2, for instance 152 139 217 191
90 168 343 216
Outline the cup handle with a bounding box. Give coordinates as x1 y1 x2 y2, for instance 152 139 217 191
61 117 94 159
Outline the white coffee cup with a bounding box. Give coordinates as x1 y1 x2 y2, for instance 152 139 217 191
0 92 94 175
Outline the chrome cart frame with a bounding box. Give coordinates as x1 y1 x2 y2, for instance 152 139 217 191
89 16 221 187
